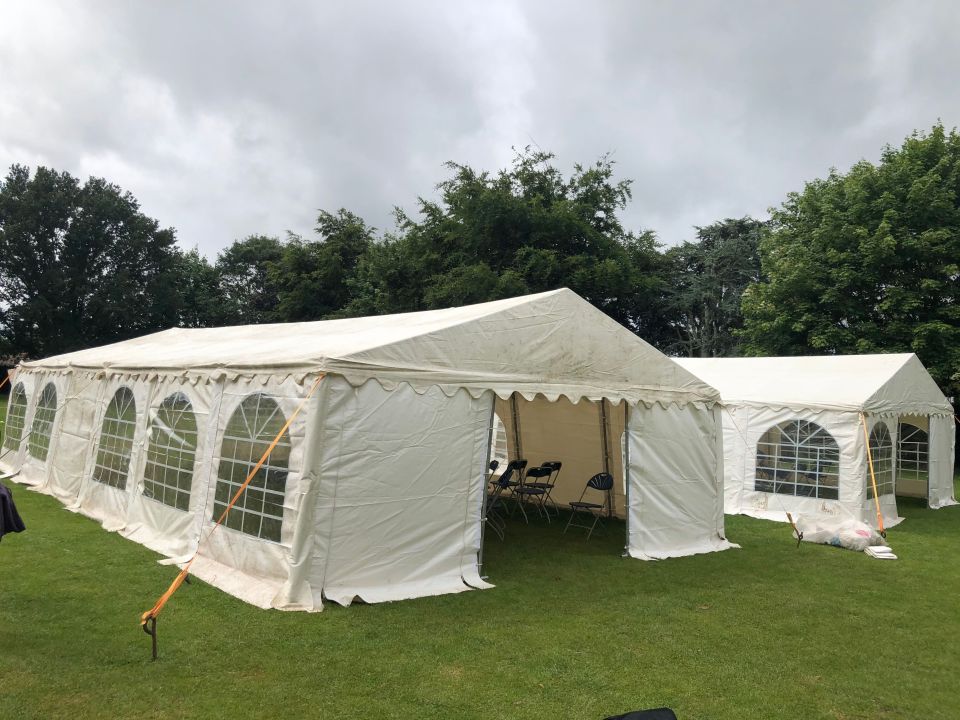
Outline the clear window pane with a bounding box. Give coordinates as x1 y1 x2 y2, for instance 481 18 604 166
867 421 894 499
143 392 198 511
28 382 58 462
92 387 137 490
755 420 840 500
213 393 290 542
3 383 28 452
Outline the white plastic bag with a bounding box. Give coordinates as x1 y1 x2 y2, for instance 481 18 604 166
794 515 886 552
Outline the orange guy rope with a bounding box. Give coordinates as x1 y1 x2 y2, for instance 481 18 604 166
141 374 325 629
859 412 886 538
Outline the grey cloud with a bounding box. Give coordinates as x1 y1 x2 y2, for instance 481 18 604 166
2 1 959 256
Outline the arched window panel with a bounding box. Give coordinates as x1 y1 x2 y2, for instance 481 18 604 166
897 422 928 484
214 393 290 542
92 387 137 490
3 382 28 452
867 421 894 499
28 382 58 462
143 392 198 511
755 420 840 500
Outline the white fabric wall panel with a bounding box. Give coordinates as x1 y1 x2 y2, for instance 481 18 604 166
308 378 492 606
626 404 735 560
120 378 221 560
0 370 34 475
859 416 902 529
729 407 854 522
45 374 105 502
16 373 65 487
72 378 151 532
927 414 957 509
187 375 315 609
719 406 749 514
720 406 905 529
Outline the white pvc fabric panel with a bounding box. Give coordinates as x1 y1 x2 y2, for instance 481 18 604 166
19 289 719 408
626 404 736 560
301 377 492 607
928 414 958 509
715 405 922 528
676 354 951 416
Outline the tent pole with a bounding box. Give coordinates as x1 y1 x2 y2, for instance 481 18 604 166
478 397 496 578
599 398 613 518
622 402 630 556
510 393 523 460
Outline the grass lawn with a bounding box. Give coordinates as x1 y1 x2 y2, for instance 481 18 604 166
1 402 959 719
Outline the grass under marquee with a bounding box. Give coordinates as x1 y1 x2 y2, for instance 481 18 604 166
1 400 959 719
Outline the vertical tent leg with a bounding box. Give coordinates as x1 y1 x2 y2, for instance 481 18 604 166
599 398 613 518
478 398 496 578
622 402 631 557
509 393 523 460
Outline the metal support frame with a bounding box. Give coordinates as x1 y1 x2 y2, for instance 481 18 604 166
478 399 496 576
509 393 523 460
599 398 613 518
622 402 631 557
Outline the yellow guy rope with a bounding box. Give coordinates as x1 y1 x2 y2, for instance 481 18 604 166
140 374 325 627
859 412 886 538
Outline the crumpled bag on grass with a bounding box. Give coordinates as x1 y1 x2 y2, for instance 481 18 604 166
794 515 887 552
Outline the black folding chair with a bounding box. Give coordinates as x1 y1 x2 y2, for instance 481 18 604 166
514 465 552 522
501 458 527 519
531 460 562 517
486 460 527 536
564 472 614 539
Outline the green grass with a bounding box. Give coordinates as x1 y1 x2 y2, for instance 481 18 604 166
2 401 960 719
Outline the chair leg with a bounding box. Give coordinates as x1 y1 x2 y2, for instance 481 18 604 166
542 489 558 518
536 493 551 524
515 494 529 523
563 509 574 535
586 510 602 540
564 505 583 535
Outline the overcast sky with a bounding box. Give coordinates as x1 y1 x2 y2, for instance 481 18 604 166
2 1 958 256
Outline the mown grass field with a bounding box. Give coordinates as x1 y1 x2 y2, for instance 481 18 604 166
1 399 959 719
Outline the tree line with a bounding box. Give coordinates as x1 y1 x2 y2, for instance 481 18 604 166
1 125 957 397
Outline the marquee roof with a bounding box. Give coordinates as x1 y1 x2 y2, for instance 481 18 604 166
22 289 719 407
675 354 951 416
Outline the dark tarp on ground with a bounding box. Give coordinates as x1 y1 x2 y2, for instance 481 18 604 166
0 482 26 541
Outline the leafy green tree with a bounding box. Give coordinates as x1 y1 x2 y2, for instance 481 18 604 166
741 124 960 394
173 248 231 328
271 210 375 321
664 218 763 357
0 164 181 357
214 235 284 324
344 149 669 338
